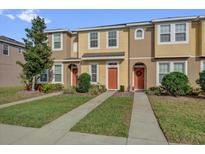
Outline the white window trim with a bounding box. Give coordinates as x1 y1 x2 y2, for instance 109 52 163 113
106 61 120 90
52 63 64 84
106 30 119 48
88 32 100 49
38 69 49 83
89 63 99 84
2 44 9 56
135 28 144 40
156 60 188 86
200 60 205 72
52 33 63 51
158 22 189 45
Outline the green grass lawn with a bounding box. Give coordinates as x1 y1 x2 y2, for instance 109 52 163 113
0 86 41 105
148 95 205 144
71 95 133 137
0 95 93 128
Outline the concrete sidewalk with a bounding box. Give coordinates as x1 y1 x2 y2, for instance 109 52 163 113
0 91 62 109
127 92 168 145
12 91 115 145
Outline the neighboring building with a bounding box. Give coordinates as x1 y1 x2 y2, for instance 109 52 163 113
43 15 205 91
0 36 25 87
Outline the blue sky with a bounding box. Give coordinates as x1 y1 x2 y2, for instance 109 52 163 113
0 9 205 42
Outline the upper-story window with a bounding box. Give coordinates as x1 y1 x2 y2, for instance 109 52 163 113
89 32 99 49
160 25 171 42
2 44 9 56
159 22 188 44
73 42 78 52
52 33 63 50
18 48 24 54
135 28 144 40
175 23 186 42
107 31 118 48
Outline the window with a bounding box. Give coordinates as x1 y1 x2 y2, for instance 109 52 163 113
18 48 24 54
200 61 205 71
157 61 187 84
159 23 188 44
54 64 62 83
159 63 170 83
52 33 62 50
2 44 9 55
73 42 77 52
90 64 98 84
40 70 48 82
89 32 99 48
135 28 144 40
107 31 118 48
174 62 185 73
160 25 171 43
175 23 186 42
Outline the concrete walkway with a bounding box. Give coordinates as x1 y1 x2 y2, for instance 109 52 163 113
127 92 168 145
9 91 115 145
0 91 62 109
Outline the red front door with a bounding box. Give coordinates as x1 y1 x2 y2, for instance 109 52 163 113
108 68 118 90
134 68 144 90
72 68 78 87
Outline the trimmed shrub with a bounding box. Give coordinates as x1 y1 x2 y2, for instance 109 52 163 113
42 83 63 93
145 86 162 96
161 72 192 96
119 85 125 92
89 84 107 95
76 73 91 93
196 70 205 91
63 86 76 94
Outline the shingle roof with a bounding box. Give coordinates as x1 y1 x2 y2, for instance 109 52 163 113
0 36 24 47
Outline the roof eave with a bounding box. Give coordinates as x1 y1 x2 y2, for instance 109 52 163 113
76 25 126 32
152 16 197 23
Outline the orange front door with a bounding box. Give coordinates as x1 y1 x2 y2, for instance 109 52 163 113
108 68 118 90
134 68 144 90
72 68 78 87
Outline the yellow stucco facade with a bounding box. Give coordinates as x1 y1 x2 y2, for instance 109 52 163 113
78 28 129 90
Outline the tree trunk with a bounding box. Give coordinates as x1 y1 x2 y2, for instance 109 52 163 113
32 76 35 91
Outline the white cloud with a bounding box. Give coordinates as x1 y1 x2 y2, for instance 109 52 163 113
6 14 15 20
17 9 51 24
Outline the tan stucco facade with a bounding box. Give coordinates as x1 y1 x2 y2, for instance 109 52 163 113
154 21 198 57
78 28 129 90
0 43 25 87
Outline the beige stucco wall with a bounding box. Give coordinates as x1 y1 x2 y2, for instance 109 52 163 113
81 59 128 90
71 34 78 58
78 28 129 90
129 26 154 58
200 20 205 56
154 21 197 57
0 43 25 87
47 32 72 60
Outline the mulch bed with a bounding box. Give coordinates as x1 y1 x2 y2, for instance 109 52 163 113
113 92 134 97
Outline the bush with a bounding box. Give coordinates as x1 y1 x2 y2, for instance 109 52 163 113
196 70 205 91
98 84 106 93
161 72 192 96
190 88 201 96
42 83 63 93
119 85 125 92
89 84 107 95
76 73 91 93
63 86 76 94
145 86 162 96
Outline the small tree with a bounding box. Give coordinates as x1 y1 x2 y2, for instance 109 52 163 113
17 16 53 91
76 73 91 93
162 72 192 96
196 70 205 91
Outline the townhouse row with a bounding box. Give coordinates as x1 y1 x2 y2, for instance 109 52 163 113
40 15 205 91
2 15 205 90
